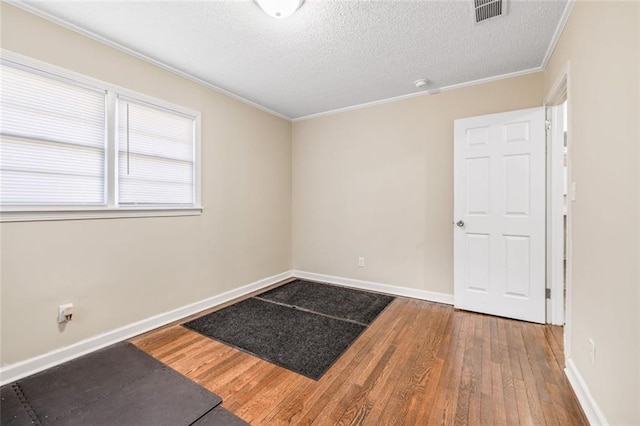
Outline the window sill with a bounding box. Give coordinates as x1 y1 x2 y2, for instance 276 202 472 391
0 207 203 223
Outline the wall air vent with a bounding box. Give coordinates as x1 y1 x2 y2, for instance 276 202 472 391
474 0 504 23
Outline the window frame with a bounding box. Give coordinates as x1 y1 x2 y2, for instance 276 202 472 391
0 50 202 222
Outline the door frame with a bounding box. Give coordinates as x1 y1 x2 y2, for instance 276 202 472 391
544 61 572 360
546 102 565 326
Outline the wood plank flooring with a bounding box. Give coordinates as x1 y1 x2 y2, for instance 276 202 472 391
131 295 587 425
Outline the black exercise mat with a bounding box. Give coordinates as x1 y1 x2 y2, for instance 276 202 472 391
184 297 367 380
1 384 35 425
16 342 172 421
47 369 216 426
0 342 222 426
256 279 395 325
192 406 249 426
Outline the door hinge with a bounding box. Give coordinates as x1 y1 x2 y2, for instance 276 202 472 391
545 288 551 299
545 119 552 131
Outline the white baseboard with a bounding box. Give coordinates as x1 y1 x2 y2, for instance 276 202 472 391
1 267 610 426
1 269 451 385
0 270 293 386
292 270 454 305
565 357 609 426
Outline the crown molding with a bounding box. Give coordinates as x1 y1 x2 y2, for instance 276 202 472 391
292 67 543 122
6 0 574 125
5 0 292 122
540 0 576 69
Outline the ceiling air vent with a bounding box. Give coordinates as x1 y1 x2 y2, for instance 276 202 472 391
474 0 504 23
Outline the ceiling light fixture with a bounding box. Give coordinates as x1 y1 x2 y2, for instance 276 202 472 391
255 0 304 19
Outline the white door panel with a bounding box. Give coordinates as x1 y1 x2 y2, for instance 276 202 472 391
454 107 546 323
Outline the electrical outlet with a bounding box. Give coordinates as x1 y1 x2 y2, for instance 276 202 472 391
58 303 74 324
588 338 596 365
358 256 365 267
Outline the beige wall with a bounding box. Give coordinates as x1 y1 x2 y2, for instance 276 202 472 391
3 4 639 423
292 73 543 294
544 2 639 424
0 4 292 365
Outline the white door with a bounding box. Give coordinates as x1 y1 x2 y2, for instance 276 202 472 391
454 107 546 323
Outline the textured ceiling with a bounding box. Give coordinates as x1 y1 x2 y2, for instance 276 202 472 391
13 0 569 120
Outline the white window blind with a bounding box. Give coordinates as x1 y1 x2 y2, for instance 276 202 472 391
0 52 201 221
117 97 195 206
0 60 106 205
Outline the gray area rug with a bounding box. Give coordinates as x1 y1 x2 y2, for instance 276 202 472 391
257 279 395 325
183 280 394 380
0 342 243 426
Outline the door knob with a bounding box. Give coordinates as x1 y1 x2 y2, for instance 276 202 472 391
456 220 465 228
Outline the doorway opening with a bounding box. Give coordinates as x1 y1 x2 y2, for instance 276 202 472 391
545 63 572 362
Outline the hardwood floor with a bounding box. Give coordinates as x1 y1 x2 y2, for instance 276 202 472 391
131 296 587 425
